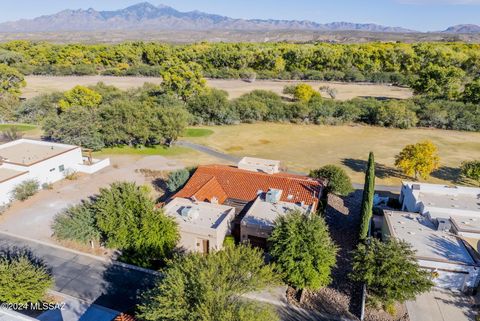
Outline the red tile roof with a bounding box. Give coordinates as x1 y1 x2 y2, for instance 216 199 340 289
113 314 136 321
174 165 324 209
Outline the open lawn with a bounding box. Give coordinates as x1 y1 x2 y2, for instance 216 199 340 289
93 145 191 157
184 123 480 186
22 76 412 101
0 123 38 132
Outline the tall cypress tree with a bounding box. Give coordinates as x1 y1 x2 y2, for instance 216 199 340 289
359 152 375 241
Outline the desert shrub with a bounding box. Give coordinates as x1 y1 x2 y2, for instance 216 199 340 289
166 169 191 193
0 250 54 304
12 179 39 201
52 203 100 246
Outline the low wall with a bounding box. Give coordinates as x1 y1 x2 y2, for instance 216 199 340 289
76 158 110 174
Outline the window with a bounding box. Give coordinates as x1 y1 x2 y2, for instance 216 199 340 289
59 165 65 172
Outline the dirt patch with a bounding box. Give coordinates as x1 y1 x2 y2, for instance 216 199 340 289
226 146 244 152
22 76 413 101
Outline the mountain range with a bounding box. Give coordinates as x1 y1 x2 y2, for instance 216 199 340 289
0 2 476 34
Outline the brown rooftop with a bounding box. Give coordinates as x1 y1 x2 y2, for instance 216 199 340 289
0 168 28 183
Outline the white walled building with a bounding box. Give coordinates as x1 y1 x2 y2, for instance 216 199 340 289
383 211 480 291
0 139 110 205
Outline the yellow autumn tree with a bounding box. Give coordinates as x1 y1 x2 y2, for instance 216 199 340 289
394 140 440 180
58 86 102 111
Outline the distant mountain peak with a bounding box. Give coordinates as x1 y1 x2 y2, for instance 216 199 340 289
0 1 472 35
443 24 480 34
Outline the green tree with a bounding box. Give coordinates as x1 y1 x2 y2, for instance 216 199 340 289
42 107 105 150
283 83 320 102
269 211 337 290
52 203 100 247
463 78 480 104
93 182 179 267
359 152 375 241
166 169 190 193
461 160 480 186
160 59 206 101
137 245 279 321
350 238 433 312
309 165 353 196
0 64 25 97
0 93 20 122
156 106 190 146
58 85 102 110
411 64 464 99
187 88 236 125
394 140 440 180
0 252 54 304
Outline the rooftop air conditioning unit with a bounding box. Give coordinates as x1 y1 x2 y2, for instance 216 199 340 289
266 189 282 203
436 218 452 232
180 206 199 221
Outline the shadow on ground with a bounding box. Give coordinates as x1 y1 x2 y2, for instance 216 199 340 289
341 158 409 180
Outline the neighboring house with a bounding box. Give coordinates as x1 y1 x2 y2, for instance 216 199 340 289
0 139 110 205
168 159 324 250
240 189 309 248
382 210 480 292
400 182 480 253
164 197 236 253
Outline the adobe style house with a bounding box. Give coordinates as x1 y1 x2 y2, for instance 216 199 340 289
380 182 480 291
164 157 325 252
0 139 110 206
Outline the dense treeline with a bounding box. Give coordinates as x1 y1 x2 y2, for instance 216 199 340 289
1 41 480 88
2 82 477 150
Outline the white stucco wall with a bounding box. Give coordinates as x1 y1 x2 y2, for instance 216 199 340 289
0 172 28 206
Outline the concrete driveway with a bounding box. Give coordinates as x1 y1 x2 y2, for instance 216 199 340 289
407 288 477 321
0 155 183 243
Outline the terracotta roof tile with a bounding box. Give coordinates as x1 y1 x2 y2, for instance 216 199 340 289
113 313 136 321
174 165 324 210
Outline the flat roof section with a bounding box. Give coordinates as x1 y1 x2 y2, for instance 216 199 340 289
0 140 78 166
451 216 480 234
385 211 475 266
0 168 28 183
419 192 480 213
164 197 235 229
242 195 308 229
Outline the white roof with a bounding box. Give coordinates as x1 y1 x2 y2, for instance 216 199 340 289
164 198 235 230
242 195 308 229
239 157 280 167
385 211 475 265
0 139 79 166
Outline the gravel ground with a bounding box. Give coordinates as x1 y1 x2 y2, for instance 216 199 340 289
294 191 409 321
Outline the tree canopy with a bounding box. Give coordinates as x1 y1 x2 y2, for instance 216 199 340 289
350 237 433 311
58 85 102 110
94 182 179 267
395 140 440 180
137 245 280 321
461 160 480 186
309 165 353 196
0 64 25 97
0 251 54 304
269 210 337 290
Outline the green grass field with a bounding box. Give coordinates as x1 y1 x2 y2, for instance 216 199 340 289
0 123 38 132
93 145 192 157
184 123 480 186
182 128 214 138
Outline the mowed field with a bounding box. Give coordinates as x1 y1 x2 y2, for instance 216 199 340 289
22 76 413 100
184 123 480 186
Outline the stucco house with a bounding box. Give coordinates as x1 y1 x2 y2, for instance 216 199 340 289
163 197 235 253
400 182 480 253
0 139 110 206
166 158 325 251
382 210 480 292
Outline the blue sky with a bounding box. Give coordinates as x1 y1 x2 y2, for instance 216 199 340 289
1 0 480 31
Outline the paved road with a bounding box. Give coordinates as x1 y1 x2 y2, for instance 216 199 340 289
177 140 401 193
0 233 158 312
